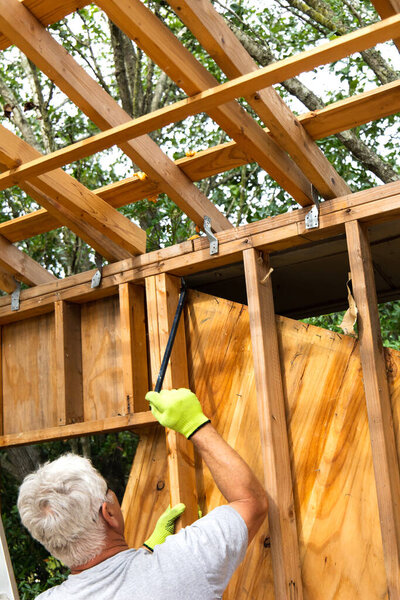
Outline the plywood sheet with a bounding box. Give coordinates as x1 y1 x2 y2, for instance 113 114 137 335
81 295 124 420
123 289 396 599
1 313 58 434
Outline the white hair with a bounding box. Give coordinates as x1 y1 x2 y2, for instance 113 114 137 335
17 453 109 568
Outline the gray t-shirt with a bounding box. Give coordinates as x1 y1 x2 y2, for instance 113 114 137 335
36 505 248 600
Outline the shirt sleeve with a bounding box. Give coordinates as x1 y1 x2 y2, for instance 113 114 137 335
161 505 248 598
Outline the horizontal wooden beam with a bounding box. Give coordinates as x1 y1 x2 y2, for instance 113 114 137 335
0 124 146 259
0 233 56 287
167 0 348 200
0 411 158 448
0 0 231 233
0 0 89 49
0 180 398 324
302 79 400 139
0 79 397 244
0 13 397 194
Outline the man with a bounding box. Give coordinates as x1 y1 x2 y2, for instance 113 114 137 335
18 388 268 599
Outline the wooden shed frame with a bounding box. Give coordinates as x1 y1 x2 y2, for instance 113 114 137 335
0 1 399 598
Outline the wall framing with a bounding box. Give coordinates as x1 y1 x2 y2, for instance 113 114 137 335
0 0 399 597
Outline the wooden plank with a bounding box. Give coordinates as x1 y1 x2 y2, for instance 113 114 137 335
54 301 83 426
122 426 170 549
98 0 314 206
0 126 146 258
81 296 125 421
186 289 390 598
0 75 398 194
0 411 157 448
0 0 89 49
145 274 198 529
104 11 400 114
302 79 400 140
346 220 400 597
0 0 231 233
243 249 303 598
1 79 398 244
97 0 400 178
0 266 17 294
2 312 58 434
370 0 400 50
371 0 400 17
167 0 349 201
21 181 135 262
118 283 148 413
0 180 399 325
0 233 56 287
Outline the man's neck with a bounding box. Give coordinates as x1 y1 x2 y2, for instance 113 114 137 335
71 540 129 575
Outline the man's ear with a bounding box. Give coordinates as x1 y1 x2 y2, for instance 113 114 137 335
101 501 120 530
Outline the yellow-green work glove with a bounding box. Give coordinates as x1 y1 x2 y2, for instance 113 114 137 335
145 388 210 439
144 503 186 551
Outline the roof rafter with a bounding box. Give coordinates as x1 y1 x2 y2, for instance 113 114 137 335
0 0 232 233
0 265 18 293
0 0 89 50
0 77 398 244
166 0 350 200
0 16 397 192
0 233 56 288
370 0 400 49
0 125 146 259
0 13 393 192
97 0 314 206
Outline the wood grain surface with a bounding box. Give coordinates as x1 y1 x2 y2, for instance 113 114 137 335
121 289 396 599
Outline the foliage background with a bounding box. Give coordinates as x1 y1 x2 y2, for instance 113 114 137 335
0 0 399 596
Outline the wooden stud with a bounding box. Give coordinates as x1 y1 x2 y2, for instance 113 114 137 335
345 220 400 597
0 0 231 233
0 126 146 259
1 78 399 245
243 248 303 599
145 274 198 528
118 283 149 413
0 233 56 287
167 0 349 200
54 301 84 426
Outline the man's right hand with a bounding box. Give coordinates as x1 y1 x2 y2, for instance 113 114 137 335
145 388 210 439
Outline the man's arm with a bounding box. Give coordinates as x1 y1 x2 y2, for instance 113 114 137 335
191 423 267 544
146 388 268 544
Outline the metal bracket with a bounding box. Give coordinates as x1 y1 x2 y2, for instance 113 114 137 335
203 216 218 255
91 253 103 288
305 185 321 230
11 280 21 311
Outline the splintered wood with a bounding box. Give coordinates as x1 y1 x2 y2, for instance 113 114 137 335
122 289 398 599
